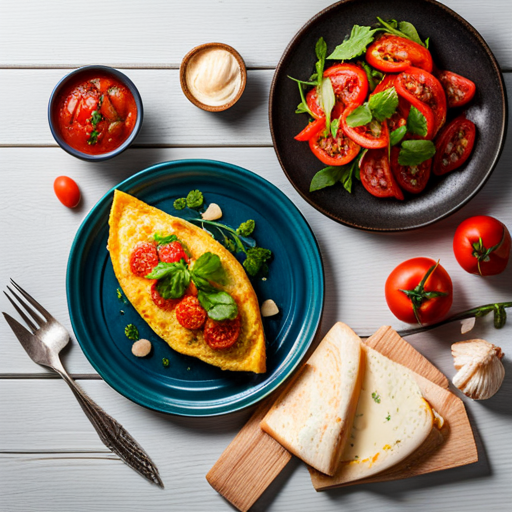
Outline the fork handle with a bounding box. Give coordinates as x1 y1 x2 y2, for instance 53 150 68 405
52 363 163 488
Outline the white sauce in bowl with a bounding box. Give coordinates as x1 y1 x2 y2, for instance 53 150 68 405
185 48 242 107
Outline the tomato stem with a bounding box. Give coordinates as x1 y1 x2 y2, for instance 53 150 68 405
472 230 506 276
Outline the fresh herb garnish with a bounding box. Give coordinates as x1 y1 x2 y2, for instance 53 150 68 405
125 324 139 340
243 247 272 277
87 130 99 145
346 87 398 127
390 126 407 146
90 110 103 126
146 260 191 299
371 392 381 404
186 190 204 209
162 358 170 368
236 220 255 237
310 150 363 193
360 61 383 92
198 290 238 321
153 232 178 247
328 25 380 61
386 413 391 421
407 106 428 137
376 17 427 47
174 198 187 210
398 139 436 166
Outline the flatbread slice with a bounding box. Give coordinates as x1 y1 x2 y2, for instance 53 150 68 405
107 190 266 373
311 344 438 486
260 322 364 475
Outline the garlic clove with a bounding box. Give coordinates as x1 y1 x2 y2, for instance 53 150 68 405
202 203 223 221
451 339 505 400
261 299 279 317
460 317 476 334
132 338 152 357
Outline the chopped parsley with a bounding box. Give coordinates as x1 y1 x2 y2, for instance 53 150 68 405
162 358 170 368
186 190 204 209
125 324 139 340
371 392 381 404
87 130 100 145
236 219 256 237
174 198 187 210
386 413 391 421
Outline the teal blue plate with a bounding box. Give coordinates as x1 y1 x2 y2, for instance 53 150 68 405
67 160 324 417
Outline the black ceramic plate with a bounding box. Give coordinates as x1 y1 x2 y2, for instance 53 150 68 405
270 0 507 231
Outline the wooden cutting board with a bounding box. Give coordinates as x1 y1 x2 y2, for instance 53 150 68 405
206 326 477 511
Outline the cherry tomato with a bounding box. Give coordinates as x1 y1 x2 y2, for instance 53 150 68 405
129 242 159 277
158 241 189 264
360 148 404 200
294 118 326 141
53 176 81 208
324 63 369 107
453 216 511 276
366 35 433 73
204 315 241 350
151 281 181 310
433 115 476 176
385 258 453 325
396 67 447 135
341 108 389 149
175 295 207 330
309 123 360 166
390 147 431 194
436 70 476 108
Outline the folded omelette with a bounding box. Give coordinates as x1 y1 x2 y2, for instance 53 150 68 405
107 190 266 373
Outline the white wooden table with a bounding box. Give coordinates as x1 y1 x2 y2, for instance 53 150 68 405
1 1 511 510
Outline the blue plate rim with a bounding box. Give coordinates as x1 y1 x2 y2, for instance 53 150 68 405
66 159 324 417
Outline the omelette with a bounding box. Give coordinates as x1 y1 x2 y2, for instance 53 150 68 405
107 190 266 373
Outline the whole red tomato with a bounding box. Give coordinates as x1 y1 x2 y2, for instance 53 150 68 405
453 216 511 276
385 257 453 325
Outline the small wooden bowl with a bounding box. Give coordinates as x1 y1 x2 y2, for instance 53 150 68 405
180 43 247 112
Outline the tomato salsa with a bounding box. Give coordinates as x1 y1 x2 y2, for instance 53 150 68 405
54 71 137 155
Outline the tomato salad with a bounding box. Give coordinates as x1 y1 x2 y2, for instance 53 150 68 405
294 18 477 199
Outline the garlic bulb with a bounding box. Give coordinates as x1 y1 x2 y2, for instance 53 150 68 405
451 339 505 400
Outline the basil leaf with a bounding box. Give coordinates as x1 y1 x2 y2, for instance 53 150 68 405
398 140 436 166
319 76 335 131
310 166 345 192
398 21 424 46
346 104 372 127
153 233 178 246
328 25 380 60
191 275 216 293
331 118 340 139
192 252 226 284
156 271 190 300
390 126 407 146
145 261 181 280
407 106 428 137
198 290 238 321
369 87 398 122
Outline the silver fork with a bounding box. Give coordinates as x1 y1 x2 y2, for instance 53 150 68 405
3 279 164 488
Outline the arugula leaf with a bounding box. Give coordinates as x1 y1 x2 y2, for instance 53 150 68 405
390 126 407 146
186 190 203 209
346 104 372 127
198 290 238 321
407 106 428 137
330 118 340 139
315 37 327 82
327 25 380 60
153 232 178 246
293 80 315 117
192 252 227 285
398 140 436 166
368 87 399 122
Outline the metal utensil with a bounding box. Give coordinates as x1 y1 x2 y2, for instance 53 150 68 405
3 279 164 488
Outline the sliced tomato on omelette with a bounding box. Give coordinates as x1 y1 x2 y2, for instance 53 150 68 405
107 190 266 373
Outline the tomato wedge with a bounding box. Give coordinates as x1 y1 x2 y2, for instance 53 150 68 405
396 67 447 135
360 148 404 199
390 146 431 194
324 63 369 108
294 118 326 141
435 70 476 108
433 115 476 175
366 35 433 73
341 107 389 149
309 121 360 166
